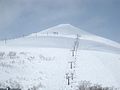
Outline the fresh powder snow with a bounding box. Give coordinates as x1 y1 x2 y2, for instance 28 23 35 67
0 24 120 90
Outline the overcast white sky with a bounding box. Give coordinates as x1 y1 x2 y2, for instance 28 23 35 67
0 0 120 43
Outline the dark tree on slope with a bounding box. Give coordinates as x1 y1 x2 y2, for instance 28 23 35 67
76 80 119 90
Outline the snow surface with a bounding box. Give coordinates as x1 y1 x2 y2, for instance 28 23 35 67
28 24 120 48
0 24 120 90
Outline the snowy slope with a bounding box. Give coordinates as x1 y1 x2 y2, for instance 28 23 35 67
0 47 70 90
0 24 120 54
0 24 120 90
28 24 120 48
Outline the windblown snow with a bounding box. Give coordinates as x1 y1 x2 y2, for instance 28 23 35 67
0 24 120 90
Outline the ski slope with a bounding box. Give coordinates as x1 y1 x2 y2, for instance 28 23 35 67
0 24 120 90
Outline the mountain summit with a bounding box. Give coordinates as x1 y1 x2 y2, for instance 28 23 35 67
0 24 120 49
28 24 120 48
39 24 91 35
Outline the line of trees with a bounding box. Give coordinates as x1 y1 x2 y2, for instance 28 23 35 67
76 80 119 90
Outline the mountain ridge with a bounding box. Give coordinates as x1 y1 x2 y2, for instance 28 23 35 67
0 24 120 52
39 24 92 35
27 24 120 48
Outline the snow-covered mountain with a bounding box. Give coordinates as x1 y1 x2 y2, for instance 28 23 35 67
0 24 120 90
